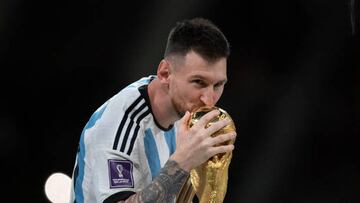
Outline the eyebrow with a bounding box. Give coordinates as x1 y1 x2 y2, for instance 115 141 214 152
190 75 227 85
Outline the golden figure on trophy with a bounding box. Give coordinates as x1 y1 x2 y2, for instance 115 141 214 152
177 106 236 203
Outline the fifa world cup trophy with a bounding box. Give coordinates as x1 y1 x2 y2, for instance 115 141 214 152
177 106 236 203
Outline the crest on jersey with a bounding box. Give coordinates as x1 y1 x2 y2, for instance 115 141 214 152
108 159 134 188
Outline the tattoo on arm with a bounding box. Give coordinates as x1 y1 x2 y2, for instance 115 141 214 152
118 160 189 203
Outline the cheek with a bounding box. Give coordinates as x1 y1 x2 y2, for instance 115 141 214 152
179 86 195 100
169 79 180 95
170 81 192 101
176 86 200 105
185 90 199 101
214 89 224 102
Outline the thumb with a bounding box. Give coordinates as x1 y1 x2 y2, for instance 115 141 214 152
179 111 191 131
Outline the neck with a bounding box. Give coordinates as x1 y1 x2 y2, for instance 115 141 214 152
148 78 179 129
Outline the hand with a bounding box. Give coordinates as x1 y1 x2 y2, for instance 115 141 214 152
170 109 236 172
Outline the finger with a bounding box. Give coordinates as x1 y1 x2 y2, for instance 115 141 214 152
205 118 232 135
209 132 236 146
208 144 234 157
178 111 191 132
192 109 220 130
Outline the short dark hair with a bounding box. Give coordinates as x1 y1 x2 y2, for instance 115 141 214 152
164 17 230 62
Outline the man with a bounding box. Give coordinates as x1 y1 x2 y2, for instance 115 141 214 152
69 17 236 203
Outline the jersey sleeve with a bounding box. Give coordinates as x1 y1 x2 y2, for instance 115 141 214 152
71 80 154 203
91 147 144 202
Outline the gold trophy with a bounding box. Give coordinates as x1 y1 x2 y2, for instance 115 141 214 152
177 106 236 203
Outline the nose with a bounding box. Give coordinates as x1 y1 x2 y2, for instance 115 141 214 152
200 88 217 107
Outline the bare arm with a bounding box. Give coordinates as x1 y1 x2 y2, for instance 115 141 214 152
118 160 189 203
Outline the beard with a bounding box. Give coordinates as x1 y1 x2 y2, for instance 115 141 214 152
171 96 187 118
171 96 202 118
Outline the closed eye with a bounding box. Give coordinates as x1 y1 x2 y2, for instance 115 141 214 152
192 79 207 87
214 80 227 89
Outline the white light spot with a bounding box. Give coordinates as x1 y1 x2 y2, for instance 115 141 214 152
44 172 71 203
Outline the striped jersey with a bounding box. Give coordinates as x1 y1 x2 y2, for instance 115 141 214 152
69 75 177 203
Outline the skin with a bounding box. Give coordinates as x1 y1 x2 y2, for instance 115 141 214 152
117 50 236 203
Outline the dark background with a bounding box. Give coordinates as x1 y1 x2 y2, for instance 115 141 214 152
1 0 359 202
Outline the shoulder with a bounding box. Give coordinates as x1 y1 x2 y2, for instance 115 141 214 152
82 76 156 153
108 76 154 117
105 76 156 154
109 75 156 111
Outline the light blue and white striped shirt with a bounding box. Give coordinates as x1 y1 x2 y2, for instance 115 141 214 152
70 75 177 203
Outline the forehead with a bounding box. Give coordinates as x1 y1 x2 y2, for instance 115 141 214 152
174 51 227 81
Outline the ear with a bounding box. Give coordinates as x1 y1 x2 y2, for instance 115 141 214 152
157 59 171 84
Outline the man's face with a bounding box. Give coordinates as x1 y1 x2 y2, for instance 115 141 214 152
167 51 227 117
